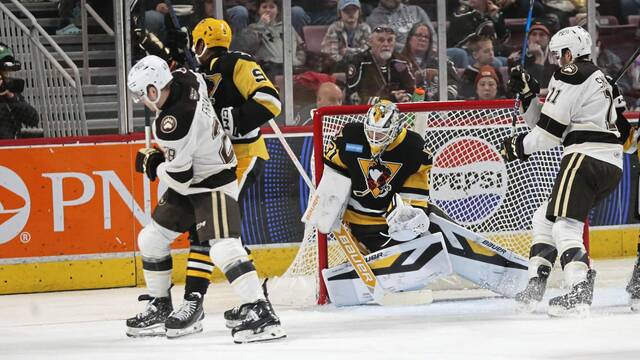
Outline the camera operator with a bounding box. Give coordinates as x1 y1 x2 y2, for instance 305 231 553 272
0 43 39 140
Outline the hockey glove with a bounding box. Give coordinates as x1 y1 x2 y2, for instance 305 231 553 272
606 75 632 146
134 28 171 63
135 147 164 181
508 66 540 112
220 107 240 138
500 134 529 162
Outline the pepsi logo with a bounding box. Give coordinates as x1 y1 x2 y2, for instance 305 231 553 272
430 137 507 225
0 166 31 244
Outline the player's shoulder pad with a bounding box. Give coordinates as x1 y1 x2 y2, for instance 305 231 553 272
553 60 599 85
155 86 197 141
216 51 258 71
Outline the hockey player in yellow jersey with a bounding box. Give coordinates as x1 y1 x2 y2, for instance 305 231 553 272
163 18 281 335
303 100 529 306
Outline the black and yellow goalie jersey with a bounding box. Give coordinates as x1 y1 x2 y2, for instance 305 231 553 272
200 51 281 160
323 122 432 226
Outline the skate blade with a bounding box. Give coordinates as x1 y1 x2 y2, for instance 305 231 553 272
225 319 242 329
126 323 166 338
548 304 590 318
166 321 203 339
233 325 287 344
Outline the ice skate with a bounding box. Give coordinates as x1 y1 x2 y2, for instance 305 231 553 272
225 279 270 328
548 269 596 318
515 265 550 312
231 299 286 344
165 292 204 338
126 294 173 337
626 259 640 311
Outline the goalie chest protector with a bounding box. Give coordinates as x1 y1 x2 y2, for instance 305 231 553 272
323 122 432 215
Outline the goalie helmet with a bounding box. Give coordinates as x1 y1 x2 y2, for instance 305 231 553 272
127 55 173 106
191 18 232 61
548 26 592 61
364 100 401 151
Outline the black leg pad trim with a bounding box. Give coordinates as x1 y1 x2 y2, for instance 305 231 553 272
142 256 173 271
560 247 588 269
225 260 256 284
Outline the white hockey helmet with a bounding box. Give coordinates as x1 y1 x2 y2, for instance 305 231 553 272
127 55 173 105
548 26 592 61
364 99 401 150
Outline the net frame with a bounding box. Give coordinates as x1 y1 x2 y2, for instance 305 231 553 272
283 99 589 306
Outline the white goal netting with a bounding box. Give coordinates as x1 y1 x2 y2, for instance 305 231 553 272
268 101 563 306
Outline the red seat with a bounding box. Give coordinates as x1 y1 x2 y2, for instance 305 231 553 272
598 25 639 62
628 15 640 26
303 25 330 54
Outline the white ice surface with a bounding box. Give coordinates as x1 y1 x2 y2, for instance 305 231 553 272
1 258 639 360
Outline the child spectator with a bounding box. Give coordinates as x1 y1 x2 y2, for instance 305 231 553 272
459 35 505 99
474 65 501 100
320 0 371 70
239 0 306 80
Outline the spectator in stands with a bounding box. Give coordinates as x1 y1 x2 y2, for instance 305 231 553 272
0 44 39 140
447 0 509 58
541 0 585 27
221 0 258 44
400 22 459 100
296 81 344 125
507 18 558 89
131 0 171 43
320 0 371 71
620 0 640 18
497 0 546 18
345 25 415 104
366 0 434 52
293 0 340 37
458 34 505 99
56 0 81 35
473 65 502 100
239 0 306 80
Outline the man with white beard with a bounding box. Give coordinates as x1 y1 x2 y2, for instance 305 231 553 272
345 25 415 105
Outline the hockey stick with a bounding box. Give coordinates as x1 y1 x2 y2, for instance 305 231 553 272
333 222 385 304
163 0 198 70
510 0 536 136
267 119 315 190
610 45 640 85
136 0 152 149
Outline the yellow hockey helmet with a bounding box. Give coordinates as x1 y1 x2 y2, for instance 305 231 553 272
191 18 232 55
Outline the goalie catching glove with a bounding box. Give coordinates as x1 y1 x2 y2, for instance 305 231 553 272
135 147 164 181
385 194 430 241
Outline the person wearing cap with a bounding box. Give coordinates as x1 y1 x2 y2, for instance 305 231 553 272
320 0 371 69
0 43 39 140
474 65 502 100
507 18 559 89
459 34 506 99
344 25 415 105
366 0 434 52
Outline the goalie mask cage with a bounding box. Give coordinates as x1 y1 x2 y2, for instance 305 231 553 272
269 99 571 306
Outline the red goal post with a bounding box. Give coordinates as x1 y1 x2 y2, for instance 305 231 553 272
297 99 572 305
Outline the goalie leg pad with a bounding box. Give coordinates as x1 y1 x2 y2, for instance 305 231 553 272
553 217 589 287
138 221 182 298
323 233 451 306
302 166 351 234
210 237 263 303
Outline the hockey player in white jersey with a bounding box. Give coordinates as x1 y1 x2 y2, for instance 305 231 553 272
125 55 285 343
500 26 624 317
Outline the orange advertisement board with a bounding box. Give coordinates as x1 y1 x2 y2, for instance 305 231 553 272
0 142 187 260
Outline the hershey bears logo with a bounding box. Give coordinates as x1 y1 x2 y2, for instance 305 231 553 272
354 158 402 198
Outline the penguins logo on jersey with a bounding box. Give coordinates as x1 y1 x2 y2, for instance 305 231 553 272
161 116 177 133
353 158 402 198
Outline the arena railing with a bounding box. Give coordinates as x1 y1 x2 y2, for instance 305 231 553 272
0 0 87 137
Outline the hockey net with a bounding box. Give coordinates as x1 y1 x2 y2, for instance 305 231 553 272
268 100 563 306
